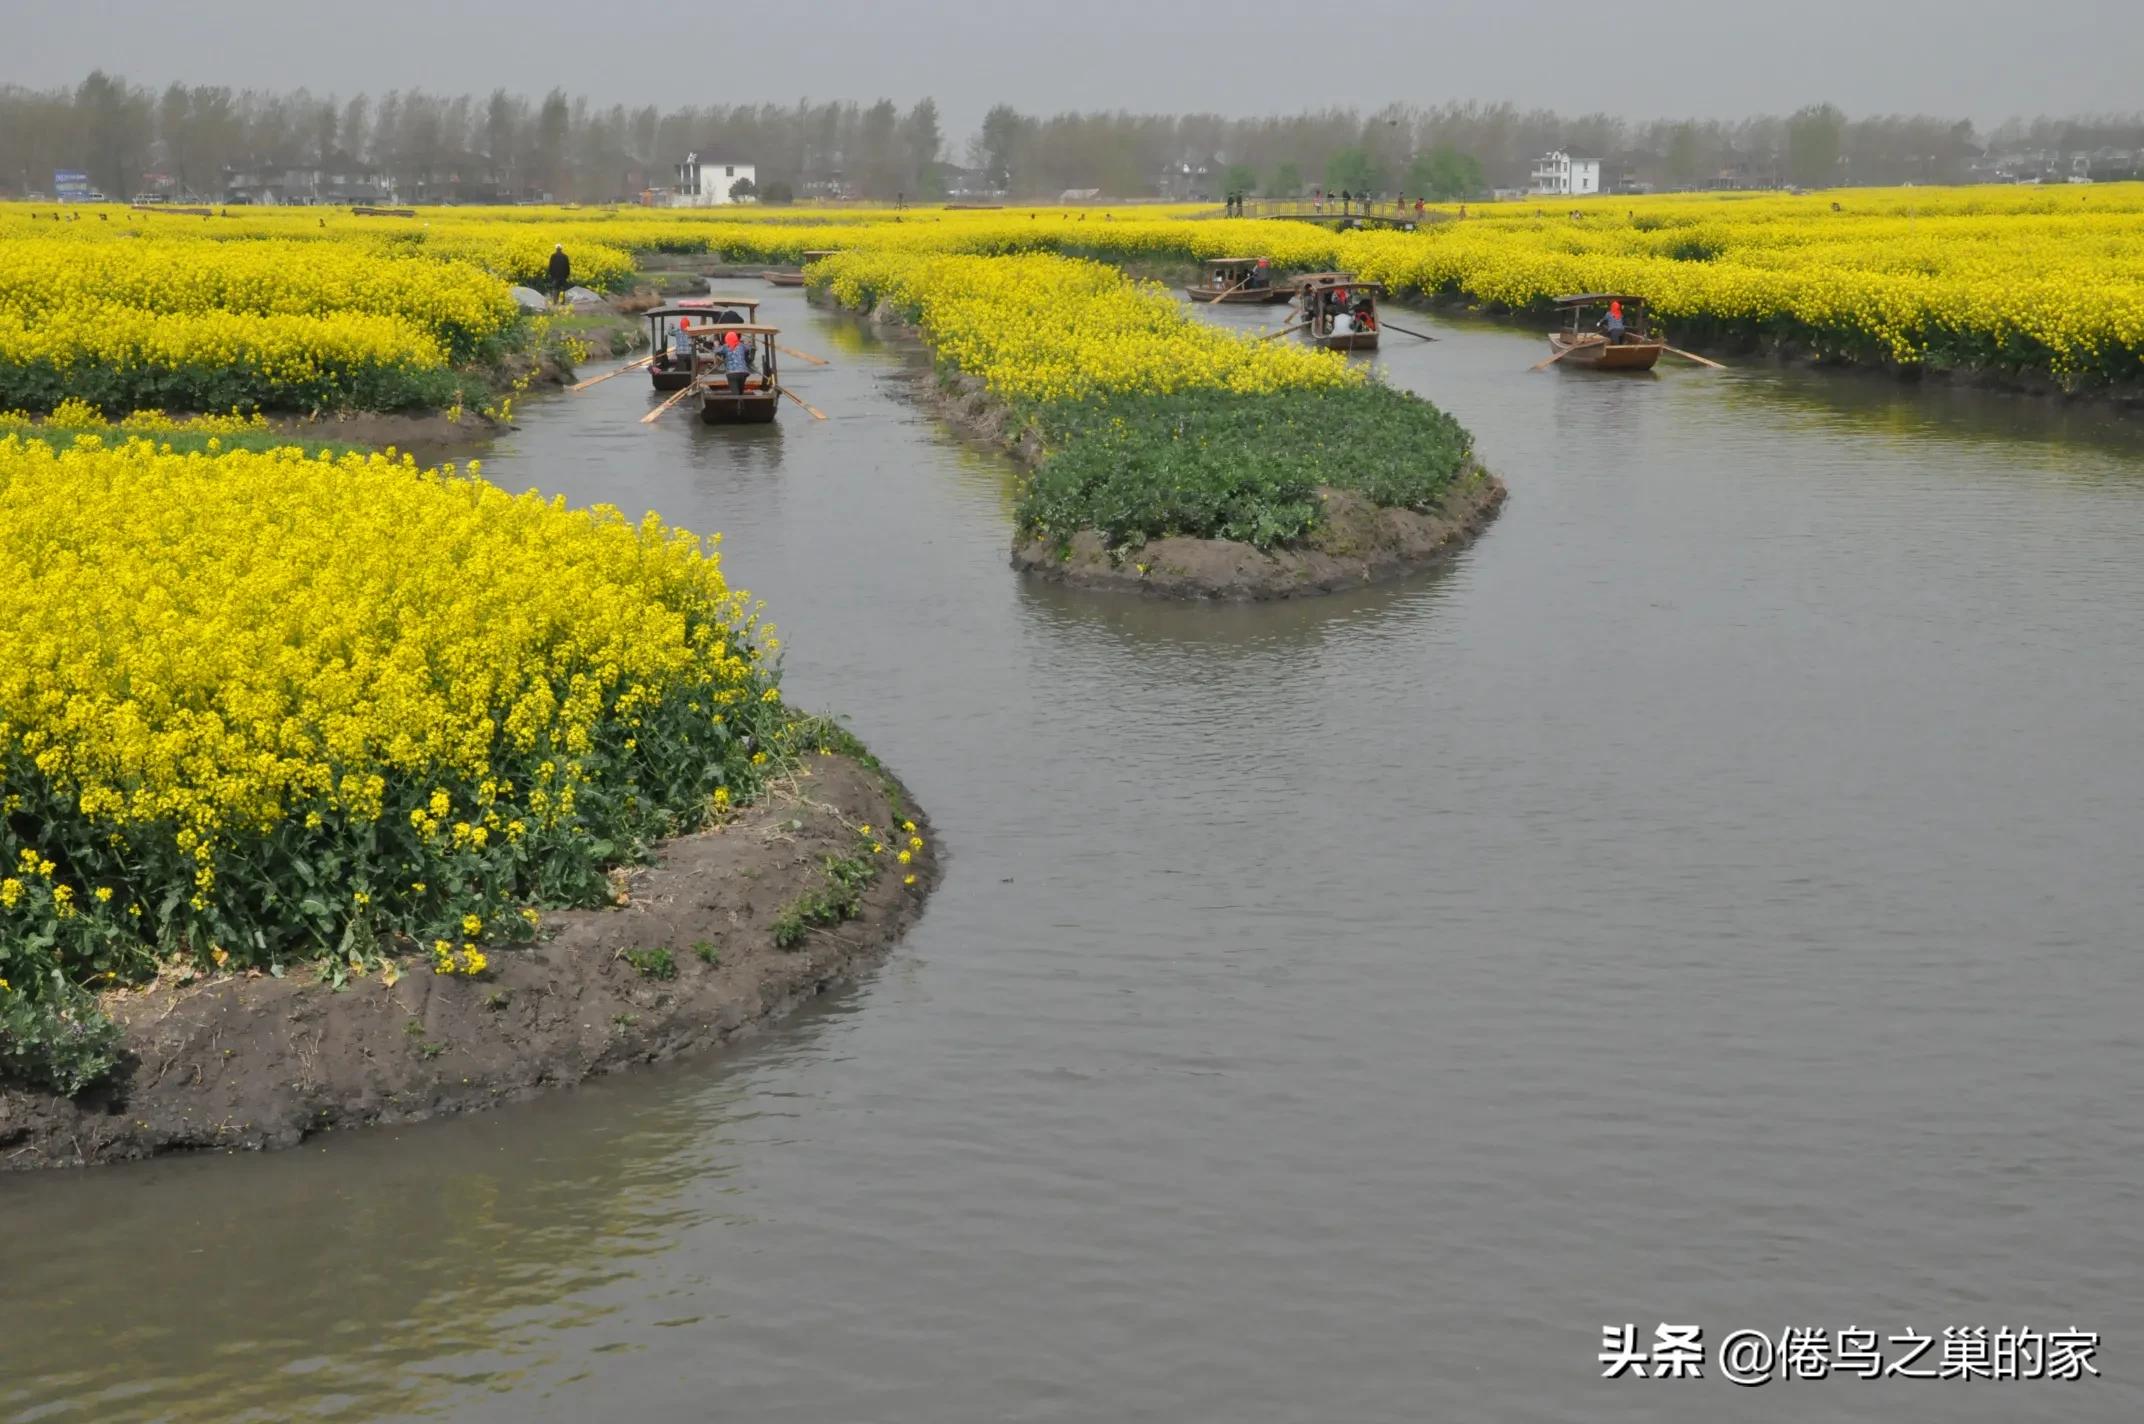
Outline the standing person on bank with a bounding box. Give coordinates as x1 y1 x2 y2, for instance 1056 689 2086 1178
548 244 572 304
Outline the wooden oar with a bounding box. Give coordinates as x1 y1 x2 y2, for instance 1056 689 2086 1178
640 383 697 424
778 385 828 420
1377 318 1440 343
568 354 652 392
1202 276 1248 303
777 344 829 366
1663 345 1726 369
1261 321 1309 341
1530 344 1581 372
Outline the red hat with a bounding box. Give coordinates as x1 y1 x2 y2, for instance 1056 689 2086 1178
725 331 740 347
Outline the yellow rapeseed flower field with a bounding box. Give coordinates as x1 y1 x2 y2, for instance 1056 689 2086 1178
0 433 780 1003
7 184 2131 410
815 249 1357 402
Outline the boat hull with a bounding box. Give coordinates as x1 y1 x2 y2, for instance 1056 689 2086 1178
763 271 807 287
698 390 781 424
1184 286 1289 304
1307 331 1380 352
650 367 694 392
1548 333 1664 371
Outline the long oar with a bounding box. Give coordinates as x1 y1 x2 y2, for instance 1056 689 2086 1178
1530 344 1582 372
1664 345 1726 370
568 354 652 392
1261 321 1309 341
641 383 697 424
778 385 828 421
1202 276 1249 303
777 344 829 366
1377 318 1440 343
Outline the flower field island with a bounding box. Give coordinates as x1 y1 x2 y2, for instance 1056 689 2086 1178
809 249 1505 597
0 432 937 1169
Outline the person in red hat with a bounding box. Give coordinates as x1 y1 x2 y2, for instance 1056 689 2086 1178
721 329 751 394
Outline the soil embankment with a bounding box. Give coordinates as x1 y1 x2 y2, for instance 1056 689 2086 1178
0 755 937 1171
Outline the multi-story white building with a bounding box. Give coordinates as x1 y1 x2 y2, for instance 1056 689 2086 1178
1529 150 1600 196
664 153 756 207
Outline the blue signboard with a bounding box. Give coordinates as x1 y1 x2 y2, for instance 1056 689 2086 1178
54 170 91 199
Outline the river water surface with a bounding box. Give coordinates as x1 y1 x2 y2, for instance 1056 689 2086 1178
6 288 2143 1423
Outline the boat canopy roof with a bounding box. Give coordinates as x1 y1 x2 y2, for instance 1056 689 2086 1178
1209 256 1266 265
1308 279 1384 293
650 301 757 320
687 322 781 335
801 249 843 257
1554 292 1646 307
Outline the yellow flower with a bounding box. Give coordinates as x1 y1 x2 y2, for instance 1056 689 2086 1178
94 885 115 902
902 874 916 887
0 878 21 907
908 836 923 850
462 914 483 935
897 850 912 865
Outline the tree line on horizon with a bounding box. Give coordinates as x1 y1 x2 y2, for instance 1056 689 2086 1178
5 72 2143 203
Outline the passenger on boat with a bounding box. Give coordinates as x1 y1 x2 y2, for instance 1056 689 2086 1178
1604 299 1627 344
722 331 750 394
1252 257 1271 288
669 323 695 370
1353 299 1375 331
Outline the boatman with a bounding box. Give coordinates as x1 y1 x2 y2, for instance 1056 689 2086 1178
548 244 572 304
1605 299 1627 344
722 330 751 395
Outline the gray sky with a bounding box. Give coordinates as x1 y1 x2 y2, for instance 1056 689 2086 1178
2 0 2132 140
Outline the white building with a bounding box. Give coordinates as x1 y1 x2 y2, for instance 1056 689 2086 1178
1529 150 1600 197
665 153 757 207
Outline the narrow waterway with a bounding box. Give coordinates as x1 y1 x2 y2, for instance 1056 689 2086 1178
7 286 2144 1423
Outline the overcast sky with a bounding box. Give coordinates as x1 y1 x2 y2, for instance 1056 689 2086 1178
3 0 2133 140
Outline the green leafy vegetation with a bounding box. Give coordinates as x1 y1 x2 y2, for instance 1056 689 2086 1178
1018 384 1474 550
771 855 878 949
0 979 123 1096
621 946 678 980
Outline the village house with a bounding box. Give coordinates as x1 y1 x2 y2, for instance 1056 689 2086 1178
1157 157 1217 201
1529 150 1600 197
656 153 756 207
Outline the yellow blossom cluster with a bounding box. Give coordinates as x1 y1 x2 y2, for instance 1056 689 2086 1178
0 433 782 990
815 249 1357 402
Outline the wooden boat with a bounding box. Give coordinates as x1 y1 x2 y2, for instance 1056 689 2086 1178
764 249 842 287
693 323 784 425
1545 293 1665 371
1184 257 1289 304
646 298 761 390
1297 277 1384 352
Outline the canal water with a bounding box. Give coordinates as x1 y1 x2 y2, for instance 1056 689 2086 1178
6 288 2143 1423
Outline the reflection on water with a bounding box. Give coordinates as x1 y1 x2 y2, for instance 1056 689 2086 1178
7 286 2144 1424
